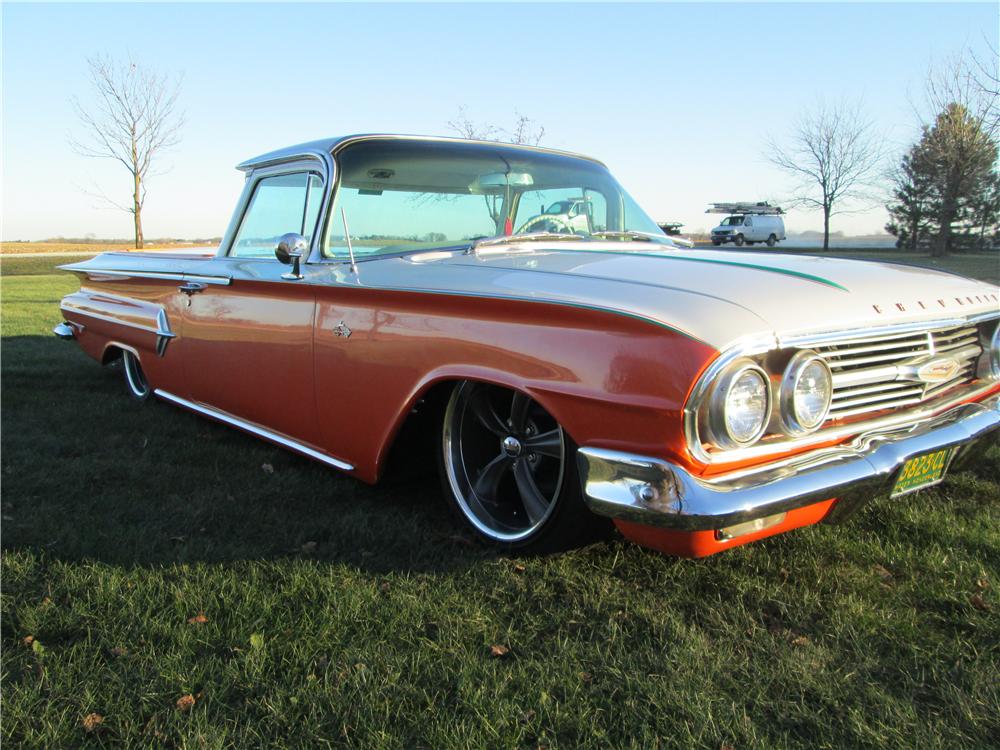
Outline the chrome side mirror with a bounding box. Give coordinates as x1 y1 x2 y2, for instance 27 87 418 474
275 233 308 280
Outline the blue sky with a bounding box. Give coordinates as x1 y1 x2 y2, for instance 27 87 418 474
2 2 996 241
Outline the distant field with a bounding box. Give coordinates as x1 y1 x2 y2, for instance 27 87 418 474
1 241 219 256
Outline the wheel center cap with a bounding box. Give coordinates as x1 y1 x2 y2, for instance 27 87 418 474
502 436 523 457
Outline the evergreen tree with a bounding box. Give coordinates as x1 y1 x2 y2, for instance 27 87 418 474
885 141 934 250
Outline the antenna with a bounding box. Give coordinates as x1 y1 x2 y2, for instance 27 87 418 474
341 206 358 274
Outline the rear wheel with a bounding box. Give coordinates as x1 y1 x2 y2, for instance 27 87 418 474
734 234 745 247
121 350 151 401
438 381 604 552
766 234 777 247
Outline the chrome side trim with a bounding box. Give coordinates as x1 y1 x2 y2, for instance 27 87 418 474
155 309 175 357
579 395 1000 531
60 306 159 335
153 389 354 472
69 269 232 286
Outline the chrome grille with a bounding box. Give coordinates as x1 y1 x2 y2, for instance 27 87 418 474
813 325 981 421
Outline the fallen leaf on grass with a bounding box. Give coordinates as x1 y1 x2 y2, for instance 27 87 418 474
969 594 990 612
489 644 510 658
249 633 264 650
975 576 989 590
176 694 196 712
109 647 127 658
873 564 894 581
82 713 104 733
261 463 274 475
790 635 812 647
579 671 593 684
83 714 104 732
513 564 526 574
187 613 208 625
22 635 34 647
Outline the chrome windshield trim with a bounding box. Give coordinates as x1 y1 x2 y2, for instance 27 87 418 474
580 394 1000 531
154 390 354 472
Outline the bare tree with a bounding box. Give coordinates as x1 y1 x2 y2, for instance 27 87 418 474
71 55 184 248
448 107 545 146
765 101 883 249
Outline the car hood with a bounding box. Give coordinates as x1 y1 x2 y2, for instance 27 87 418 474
374 244 999 349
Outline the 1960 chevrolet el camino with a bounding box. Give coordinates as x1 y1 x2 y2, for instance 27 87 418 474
55 135 1000 557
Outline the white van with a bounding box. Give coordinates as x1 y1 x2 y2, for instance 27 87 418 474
707 203 786 247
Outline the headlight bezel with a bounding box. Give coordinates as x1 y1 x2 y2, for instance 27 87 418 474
705 359 772 449
778 350 833 436
990 322 1000 379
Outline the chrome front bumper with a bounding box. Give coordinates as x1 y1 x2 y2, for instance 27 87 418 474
577 395 1000 532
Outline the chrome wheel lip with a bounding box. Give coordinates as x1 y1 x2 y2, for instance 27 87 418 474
122 351 150 399
443 382 566 543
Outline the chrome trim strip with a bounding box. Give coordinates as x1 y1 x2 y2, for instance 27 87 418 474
69 269 232 286
60 306 159 335
579 395 1000 531
778 311 1000 349
153 389 354 472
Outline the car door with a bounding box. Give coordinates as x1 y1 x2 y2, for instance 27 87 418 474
179 166 325 447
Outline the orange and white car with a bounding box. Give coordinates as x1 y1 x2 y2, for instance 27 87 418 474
55 135 1000 557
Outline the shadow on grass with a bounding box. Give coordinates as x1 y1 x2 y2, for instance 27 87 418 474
1 335 503 574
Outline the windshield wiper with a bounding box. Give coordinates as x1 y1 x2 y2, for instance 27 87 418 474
469 232 585 254
590 230 668 242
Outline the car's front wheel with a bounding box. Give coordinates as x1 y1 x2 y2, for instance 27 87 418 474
734 234 745 246
438 381 603 552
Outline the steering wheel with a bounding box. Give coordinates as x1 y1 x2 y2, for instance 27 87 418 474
515 214 576 235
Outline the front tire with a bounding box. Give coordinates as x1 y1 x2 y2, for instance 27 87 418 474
122 350 151 401
734 234 745 247
438 381 604 552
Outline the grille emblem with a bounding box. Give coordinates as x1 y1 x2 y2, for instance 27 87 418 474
898 355 961 384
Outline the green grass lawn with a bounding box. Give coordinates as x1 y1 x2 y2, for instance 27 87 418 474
2 253 998 748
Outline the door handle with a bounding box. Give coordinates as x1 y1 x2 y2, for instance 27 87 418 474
178 282 206 296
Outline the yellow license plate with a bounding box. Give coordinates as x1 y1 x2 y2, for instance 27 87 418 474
891 448 954 497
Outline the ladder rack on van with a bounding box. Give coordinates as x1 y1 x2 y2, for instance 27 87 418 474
706 202 784 215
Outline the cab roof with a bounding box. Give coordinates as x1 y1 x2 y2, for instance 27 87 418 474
236 133 606 172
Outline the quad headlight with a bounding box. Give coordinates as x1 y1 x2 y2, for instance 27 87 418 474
779 351 833 435
707 360 771 448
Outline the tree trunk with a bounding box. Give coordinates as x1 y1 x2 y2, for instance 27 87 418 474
933 202 955 257
822 206 831 250
133 172 143 249
132 134 143 249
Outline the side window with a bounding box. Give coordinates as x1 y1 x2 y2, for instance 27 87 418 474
230 172 323 259
744 216 752 228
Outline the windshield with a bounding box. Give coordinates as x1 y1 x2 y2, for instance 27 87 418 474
323 139 666 258
721 216 744 226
